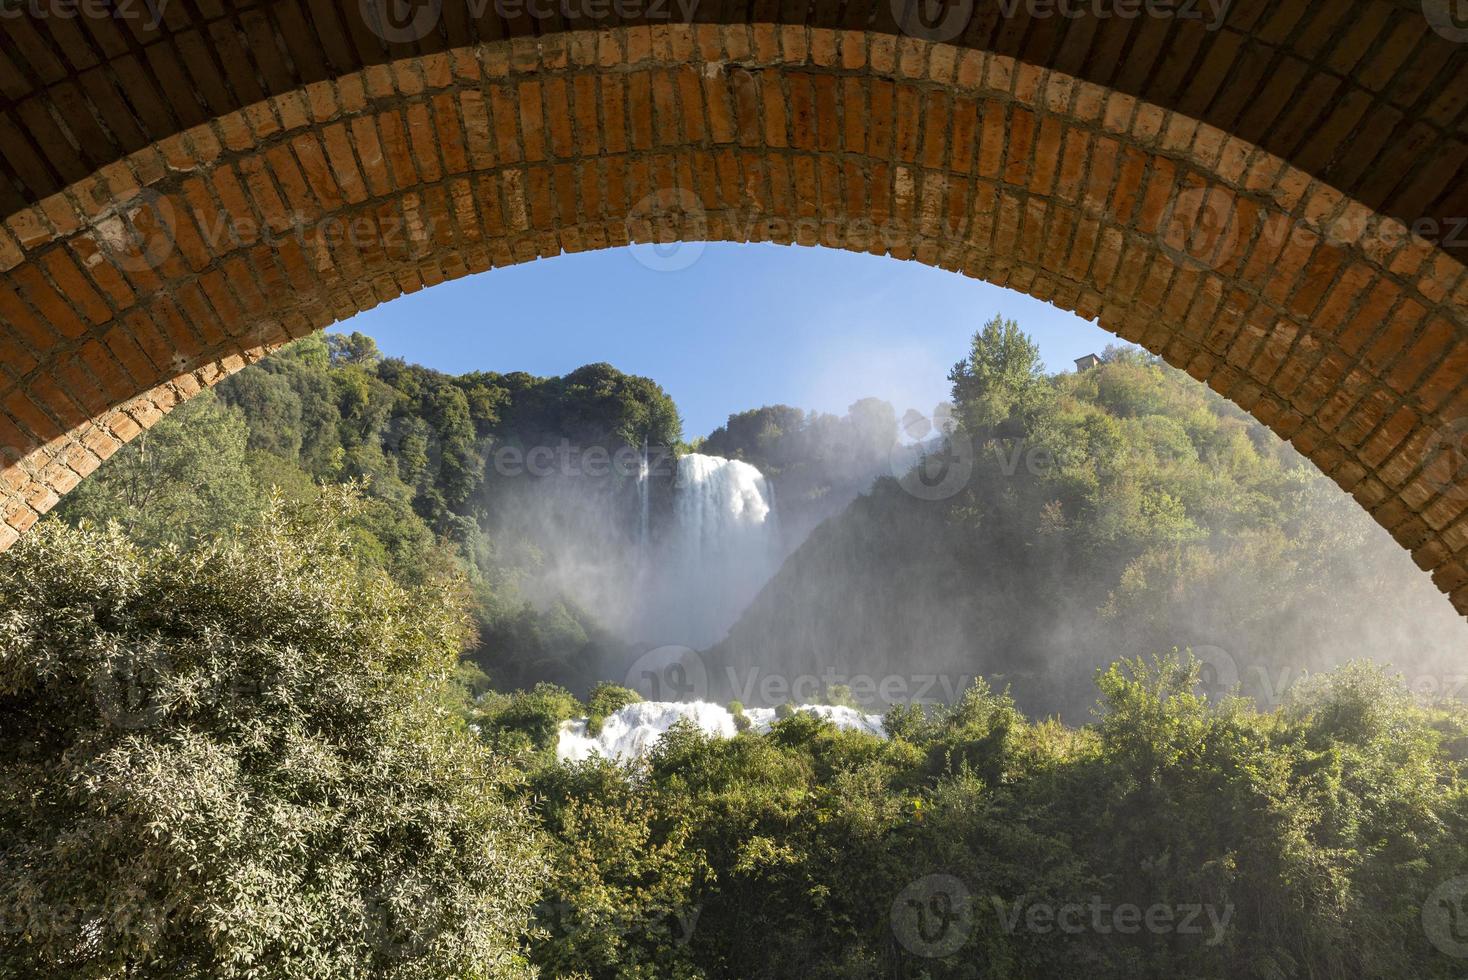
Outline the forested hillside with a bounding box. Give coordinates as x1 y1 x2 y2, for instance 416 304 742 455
712 318 1464 719
57 331 918 695
56 322 1464 719
59 331 682 694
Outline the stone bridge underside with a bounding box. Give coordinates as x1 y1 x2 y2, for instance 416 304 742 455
1 3 1467 612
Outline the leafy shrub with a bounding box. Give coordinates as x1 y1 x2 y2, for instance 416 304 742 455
585 682 643 736
473 682 584 756
0 492 545 979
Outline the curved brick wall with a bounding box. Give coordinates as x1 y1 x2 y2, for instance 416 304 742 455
3 0 1465 258
1 26 1467 614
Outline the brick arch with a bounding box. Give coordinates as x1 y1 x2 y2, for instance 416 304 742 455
4 1 1466 260
2 28 1468 614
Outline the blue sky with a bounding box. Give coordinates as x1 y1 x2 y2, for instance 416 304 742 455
330 243 1114 440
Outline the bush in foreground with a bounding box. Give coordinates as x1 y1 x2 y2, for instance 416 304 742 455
0 491 544 979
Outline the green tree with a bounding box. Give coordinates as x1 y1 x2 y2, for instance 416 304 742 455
0 492 544 978
219 368 305 458
328 330 383 367
948 313 1045 434
544 362 682 449
55 391 259 548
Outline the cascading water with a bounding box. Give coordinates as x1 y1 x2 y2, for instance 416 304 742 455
634 453 781 649
557 701 886 762
673 453 776 559
637 439 650 554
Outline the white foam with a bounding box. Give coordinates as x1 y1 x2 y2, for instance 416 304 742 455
557 700 886 762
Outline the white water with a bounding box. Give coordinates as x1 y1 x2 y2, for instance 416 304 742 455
673 453 775 551
557 700 887 763
635 453 780 648
637 439 650 553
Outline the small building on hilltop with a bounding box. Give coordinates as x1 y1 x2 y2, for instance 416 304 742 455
1074 353 1102 372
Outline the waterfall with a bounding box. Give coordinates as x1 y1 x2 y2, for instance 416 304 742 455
637 439 650 553
557 700 886 762
635 453 780 648
673 453 774 558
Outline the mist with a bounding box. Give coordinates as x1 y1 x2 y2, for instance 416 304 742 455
468 348 1464 723
701 354 1467 722
470 400 905 693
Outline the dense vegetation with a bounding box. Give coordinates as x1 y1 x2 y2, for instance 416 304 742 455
59 332 682 694
53 332 908 696
7 502 1468 977
0 492 543 978
488 658 1468 979
12 318 1468 977
58 319 1457 721
713 316 1463 718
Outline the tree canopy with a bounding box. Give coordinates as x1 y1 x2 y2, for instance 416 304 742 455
17 320 1468 979
948 313 1046 434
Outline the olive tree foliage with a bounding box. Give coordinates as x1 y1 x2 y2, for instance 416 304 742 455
0 490 545 979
